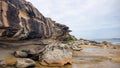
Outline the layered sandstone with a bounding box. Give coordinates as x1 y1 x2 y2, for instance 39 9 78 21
0 0 72 40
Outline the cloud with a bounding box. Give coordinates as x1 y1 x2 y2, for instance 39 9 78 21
26 0 120 39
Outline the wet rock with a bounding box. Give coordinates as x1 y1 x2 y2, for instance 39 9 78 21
39 43 72 66
16 58 35 68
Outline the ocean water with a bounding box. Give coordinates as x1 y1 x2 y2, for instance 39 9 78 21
92 38 120 45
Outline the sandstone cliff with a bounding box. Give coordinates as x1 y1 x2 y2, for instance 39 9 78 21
0 0 74 40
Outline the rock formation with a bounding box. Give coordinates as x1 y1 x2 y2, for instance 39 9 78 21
0 0 74 67
13 42 72 66
70 38 115 51
0 0 73 41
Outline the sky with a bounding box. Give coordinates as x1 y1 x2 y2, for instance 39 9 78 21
26 0 120 39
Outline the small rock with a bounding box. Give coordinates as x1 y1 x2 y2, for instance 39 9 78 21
71 45 82 51
16 58 36 68
13 51 28 58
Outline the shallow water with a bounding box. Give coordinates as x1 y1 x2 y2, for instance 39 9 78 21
73 48 120 68
35 63 72 68
0 49 14 60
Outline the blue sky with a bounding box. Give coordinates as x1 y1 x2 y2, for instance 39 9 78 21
27 0 120 39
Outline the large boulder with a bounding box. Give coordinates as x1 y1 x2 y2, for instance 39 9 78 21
39 43 72 66
0 0 71 40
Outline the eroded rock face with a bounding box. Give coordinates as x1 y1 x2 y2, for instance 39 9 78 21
0 0 72 40
40 43 72 66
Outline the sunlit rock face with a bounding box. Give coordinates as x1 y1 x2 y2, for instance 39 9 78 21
0 0 72 40
39 43 72 66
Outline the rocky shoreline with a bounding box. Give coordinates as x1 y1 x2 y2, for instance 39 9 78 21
0 0 120 68
71 39 120 68
0 38 120 68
